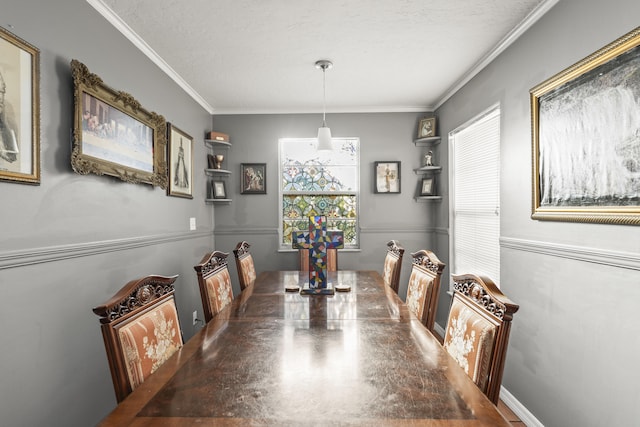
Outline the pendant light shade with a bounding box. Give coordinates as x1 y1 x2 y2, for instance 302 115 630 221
316 60 333 151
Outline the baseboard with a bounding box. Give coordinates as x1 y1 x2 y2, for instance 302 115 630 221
500 386 545 427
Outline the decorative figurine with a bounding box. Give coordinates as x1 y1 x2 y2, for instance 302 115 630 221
214 154 224 169
424 151 434 167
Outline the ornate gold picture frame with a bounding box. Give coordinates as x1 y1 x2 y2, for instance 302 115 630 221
71 59 167 188
0 26 40 185
530 27 640 225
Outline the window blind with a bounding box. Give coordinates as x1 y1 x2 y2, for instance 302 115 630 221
450 106 500 285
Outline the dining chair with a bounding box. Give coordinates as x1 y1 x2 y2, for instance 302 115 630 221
382 240 405 293
194 250 234 322
299 248 338 272
443 273 519 404
92 274 183 403
233 241 256 291
405 249 445 332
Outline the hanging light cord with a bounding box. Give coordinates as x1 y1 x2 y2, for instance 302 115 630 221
322 66 327 127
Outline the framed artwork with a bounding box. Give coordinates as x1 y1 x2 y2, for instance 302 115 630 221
417 117 436 139
530 27 640 225
0 26 40 185
241 163 266 194
420 177 436 196
167 123 193 198
211 180 227 199
70 59 168 188
375 161 401 194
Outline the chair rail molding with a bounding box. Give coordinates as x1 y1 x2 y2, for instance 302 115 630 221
0 230 212 270
500 236 640 271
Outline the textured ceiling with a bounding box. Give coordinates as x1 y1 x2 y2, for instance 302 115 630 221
92 0 556 114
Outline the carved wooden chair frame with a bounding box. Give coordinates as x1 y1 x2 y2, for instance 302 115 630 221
409 249 445 331
233 241 256 291
448 273 519 404
194 251 232 322
383 239 405 293
92 274 181 402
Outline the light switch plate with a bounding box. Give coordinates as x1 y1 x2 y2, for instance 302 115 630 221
189 217 196 230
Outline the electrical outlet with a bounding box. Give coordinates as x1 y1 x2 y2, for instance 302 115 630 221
192 310 198 325
189 217 196 231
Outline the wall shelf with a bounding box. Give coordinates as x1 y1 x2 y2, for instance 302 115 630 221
205 168 232 176
414 196 443 202
205 198 232 204
414 165 442 174
413 136 441 146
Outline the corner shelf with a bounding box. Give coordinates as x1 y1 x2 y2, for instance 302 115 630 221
205 168 232 176
413 165 442 174
205 139 232 148
413 136 441 146
205 198 232 204
414 196 443 202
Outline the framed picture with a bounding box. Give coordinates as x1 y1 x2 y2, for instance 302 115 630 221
420 177 436 196
241 163 266 194
167 123 193 198
0 26 40 185
417 117 436 139
70 59 168 188
211 180 226 199
530 27 640 225
375 161 401 194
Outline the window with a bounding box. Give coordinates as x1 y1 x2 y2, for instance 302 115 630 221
449 105 500 284
278 138 360 250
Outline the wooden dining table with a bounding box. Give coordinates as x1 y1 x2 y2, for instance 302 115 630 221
98 270 510 426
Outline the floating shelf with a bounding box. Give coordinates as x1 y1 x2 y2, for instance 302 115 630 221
205 168 232 176
413 165 442 174
205 198 232 204
205 139 231 147
414 196 443 202
413 136 441 146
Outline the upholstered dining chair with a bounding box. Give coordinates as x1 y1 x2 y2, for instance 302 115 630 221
405 249 445 332
92 274 183 403
443 273 519 405
233 241 256 291
382 240 405 293
193 250 234 322
299 248 338 272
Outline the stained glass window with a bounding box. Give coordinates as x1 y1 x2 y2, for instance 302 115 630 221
279 138 359 249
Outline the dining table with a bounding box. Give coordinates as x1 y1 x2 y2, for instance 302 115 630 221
98 270 511 426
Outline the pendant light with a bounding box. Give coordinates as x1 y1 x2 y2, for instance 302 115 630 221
316 59 333 151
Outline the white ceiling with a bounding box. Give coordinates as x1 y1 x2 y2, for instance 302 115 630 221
90 0 557 115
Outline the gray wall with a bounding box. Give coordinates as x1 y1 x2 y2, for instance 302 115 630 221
435 1 640 426
211 113 443 300
1 1 213 426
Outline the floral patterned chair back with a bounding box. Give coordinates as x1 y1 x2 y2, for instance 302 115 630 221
405 249 445 331
382 240 405 293
443 273 519 404
92 275 183 403
194 251 234 322
233 241 257 291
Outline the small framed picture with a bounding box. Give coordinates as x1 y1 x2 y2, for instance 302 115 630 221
167 123 193 198
241 163 266 194
417 117 436 139
420 177 435 196
374 161 401 194
211 180 227 199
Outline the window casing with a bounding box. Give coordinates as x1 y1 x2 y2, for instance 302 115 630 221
449 105 501 284
278 138 360 250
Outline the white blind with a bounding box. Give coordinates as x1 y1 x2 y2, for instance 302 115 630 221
450 106 500 285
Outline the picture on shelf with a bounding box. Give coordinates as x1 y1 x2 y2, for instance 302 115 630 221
420 177 435 196
212 180 227 199
417 117 436 139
